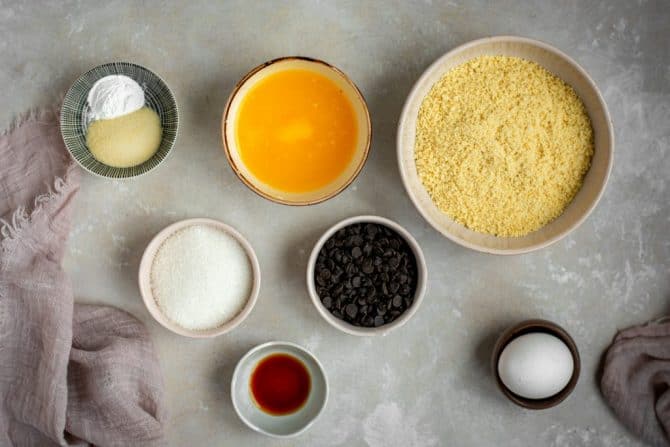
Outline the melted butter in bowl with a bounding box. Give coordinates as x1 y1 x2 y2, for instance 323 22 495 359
223 57 371 205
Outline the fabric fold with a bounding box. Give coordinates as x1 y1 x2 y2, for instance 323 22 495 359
0 106 166 446
601 319 670 447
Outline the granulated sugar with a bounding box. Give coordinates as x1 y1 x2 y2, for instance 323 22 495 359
151 224 252 331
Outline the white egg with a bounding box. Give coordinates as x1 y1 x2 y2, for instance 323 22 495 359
497 332 574 399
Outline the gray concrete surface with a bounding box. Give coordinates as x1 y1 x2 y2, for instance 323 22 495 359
1 1 669 445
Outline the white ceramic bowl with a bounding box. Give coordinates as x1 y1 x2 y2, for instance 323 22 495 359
306 215 428 336
138 218 261 338
231 341 328 438
397 36 614 254
222 56 371 205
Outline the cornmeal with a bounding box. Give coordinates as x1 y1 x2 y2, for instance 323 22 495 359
415 56 594 237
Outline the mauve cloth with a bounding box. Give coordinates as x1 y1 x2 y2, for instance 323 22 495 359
601 319 670 447
0 107 166 446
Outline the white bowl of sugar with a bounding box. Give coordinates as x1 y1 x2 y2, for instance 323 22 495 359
139 218 261 338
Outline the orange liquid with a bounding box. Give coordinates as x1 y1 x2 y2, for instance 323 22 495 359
250 354 311 415
235 68 358 193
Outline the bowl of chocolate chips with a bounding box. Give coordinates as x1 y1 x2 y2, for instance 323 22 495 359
307 215 427 336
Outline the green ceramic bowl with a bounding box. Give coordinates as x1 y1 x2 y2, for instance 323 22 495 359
60 62 178 178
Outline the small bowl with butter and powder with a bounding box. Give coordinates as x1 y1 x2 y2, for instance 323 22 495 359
139 218 261 338
61 62 178 179
397 36 613 254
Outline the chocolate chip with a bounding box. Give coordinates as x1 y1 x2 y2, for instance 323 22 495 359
362 258 374 274
351 246 362 258
389 257 400 269
346 303 358 318
365 224 378 238
351 235 363 246
390 282 400 294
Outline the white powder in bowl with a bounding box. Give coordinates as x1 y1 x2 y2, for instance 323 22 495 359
151 225 253 331
87 75 145 121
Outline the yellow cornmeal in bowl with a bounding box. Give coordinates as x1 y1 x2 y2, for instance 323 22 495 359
414 55 594 237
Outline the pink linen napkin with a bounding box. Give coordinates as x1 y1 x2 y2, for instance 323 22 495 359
0 107 166 446
601 318 670 447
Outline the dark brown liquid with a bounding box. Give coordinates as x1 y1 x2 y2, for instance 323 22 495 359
250 353 311 415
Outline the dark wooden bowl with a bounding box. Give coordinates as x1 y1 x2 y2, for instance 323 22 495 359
491 319 581 410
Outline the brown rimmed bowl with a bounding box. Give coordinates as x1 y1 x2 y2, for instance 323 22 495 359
491 319 581 409
222 56 372 206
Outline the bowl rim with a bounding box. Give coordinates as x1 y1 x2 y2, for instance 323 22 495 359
396 35 615 255
306 215 428 336
138 217 261 338
490 319 581 409
230 341 329 438
221 56 372 206
60 61 179 180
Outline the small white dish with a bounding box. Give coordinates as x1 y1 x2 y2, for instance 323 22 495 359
397 36 614 254
231 341 328 438
138 218 261 338
306 215 428 336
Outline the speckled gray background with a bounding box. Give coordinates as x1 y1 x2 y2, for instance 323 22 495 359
1 0 668 445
